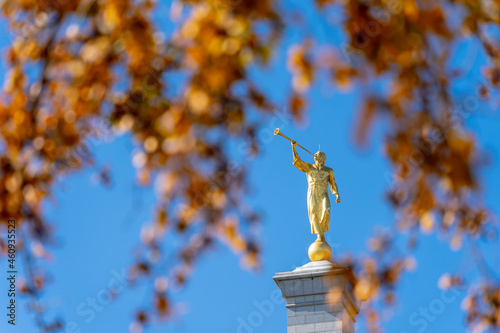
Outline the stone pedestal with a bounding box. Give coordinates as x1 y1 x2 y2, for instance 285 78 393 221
273 261 361 333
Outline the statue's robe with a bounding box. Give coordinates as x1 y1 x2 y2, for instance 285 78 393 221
293 155 337 235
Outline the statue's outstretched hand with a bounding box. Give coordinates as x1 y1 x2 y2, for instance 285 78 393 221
336 196 341 203
291 140 297 146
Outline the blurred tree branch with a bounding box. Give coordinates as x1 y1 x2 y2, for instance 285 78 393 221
0 0 499 331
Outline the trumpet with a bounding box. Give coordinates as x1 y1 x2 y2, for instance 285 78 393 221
274 128 315 156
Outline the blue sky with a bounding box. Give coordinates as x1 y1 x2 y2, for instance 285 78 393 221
1 1 500 333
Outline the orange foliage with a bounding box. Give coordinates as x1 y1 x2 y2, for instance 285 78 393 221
0 0 499 331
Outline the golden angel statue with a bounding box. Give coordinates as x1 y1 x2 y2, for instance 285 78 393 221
291 141 340 243
274 128 341 261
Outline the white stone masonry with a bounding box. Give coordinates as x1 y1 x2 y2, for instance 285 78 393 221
273 261 361 333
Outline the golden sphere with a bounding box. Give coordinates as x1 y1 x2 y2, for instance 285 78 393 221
308 240 332 261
